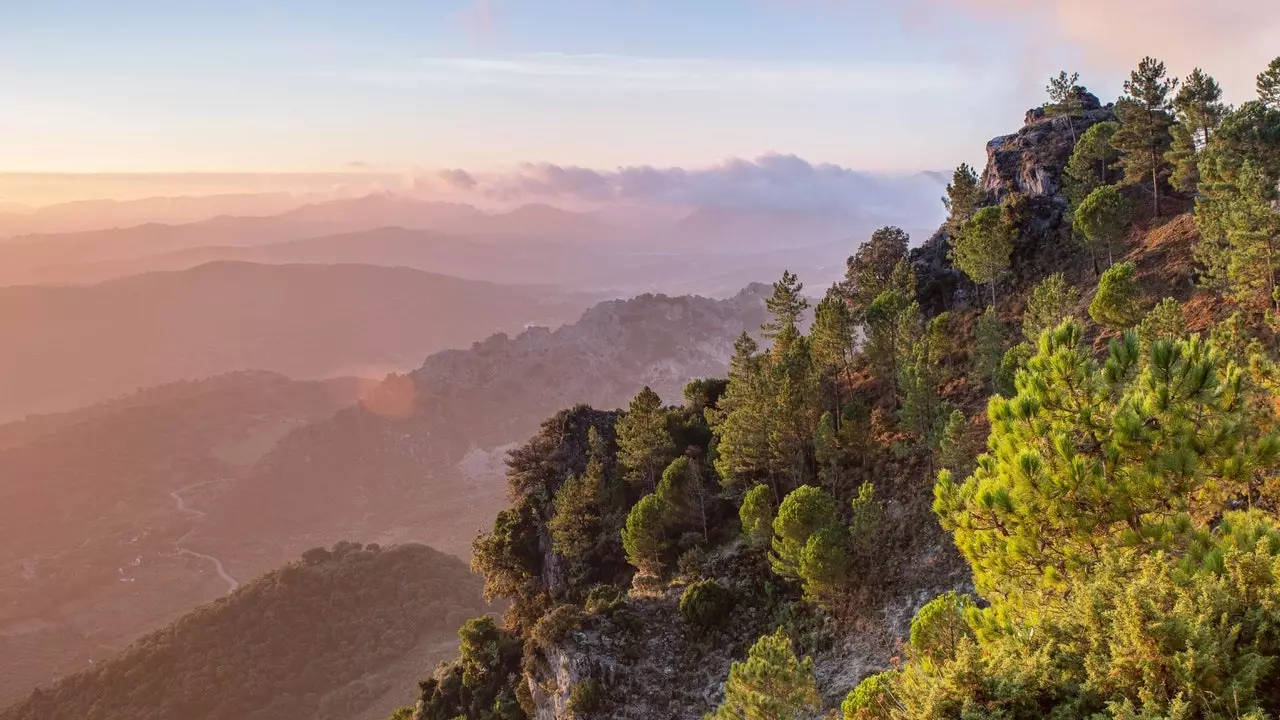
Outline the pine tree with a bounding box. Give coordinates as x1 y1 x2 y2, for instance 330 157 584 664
809 289 857 406
937 409 975 478
656 454 714 543
942 163 982 236
763 270 810 352
1022 272 1081 342
1088 261 1144 329
616 387 676 491
843 226 909 314
971 307 1006 391
951 206 1013 308
1045 70 1083 143
1174 67 1226 146
1258 56 1280 107
738 483 775 549
706 629 820 720
1073 184 1131 268
1165 121 1200 194
1135 297 1185 347
548 457 603 568
1064 121 1121 208
769 485 839 583
622 494 668 577
1113 57 1178 217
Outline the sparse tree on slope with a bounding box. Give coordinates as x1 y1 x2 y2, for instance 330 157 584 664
763 270 809 353
1045 70 1083 143
706 629 820 720
1113 56 1178 216
1074 184 1131 268
942 163 982 237
1174 67 1226 147
1022 272 1081 342
843 226 909 315
1064 121 1121 207
1088 261 1144 329
738 483 775 549
616 387 675 491
951 205 1013 309
622 494 668 577
1258 56 1280 107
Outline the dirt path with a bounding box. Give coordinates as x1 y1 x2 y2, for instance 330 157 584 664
170 480 240 594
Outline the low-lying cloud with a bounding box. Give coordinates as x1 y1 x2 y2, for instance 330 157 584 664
422 154 945 217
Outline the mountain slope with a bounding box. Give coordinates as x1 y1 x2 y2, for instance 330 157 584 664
0 261 591 418
0 542 486 720
0 371 370 708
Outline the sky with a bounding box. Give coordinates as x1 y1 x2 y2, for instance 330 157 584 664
0 0 1276 205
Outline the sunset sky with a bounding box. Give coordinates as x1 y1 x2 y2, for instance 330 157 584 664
1 0 1276 204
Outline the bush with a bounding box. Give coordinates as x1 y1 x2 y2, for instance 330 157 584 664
1088 261 1144 329
679 579 734 628
530 604 583 650
566 678 604 716
583 584 625 616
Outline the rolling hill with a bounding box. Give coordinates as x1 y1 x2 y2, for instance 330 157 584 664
0 261 592 419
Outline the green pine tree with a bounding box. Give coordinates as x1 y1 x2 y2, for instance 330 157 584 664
616 387 676 491
1088 261 1144 329
951 205 1013 308
1112 56 1178 217
843 226 910 315
1074 184 1131 268
1022 272 1081 342
1045 70 1083 143
622 494 669 577
705 629 820 720
1258 55 1280 107
1174 67 1226 146
942 163 982 236
1064 121 1121 208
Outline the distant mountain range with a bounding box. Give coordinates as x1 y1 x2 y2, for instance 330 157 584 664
0 285 772 709
0 188 946 294
0 261 594 419
0 542 485 720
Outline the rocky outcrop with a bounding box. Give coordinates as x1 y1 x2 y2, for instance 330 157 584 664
913 91 1116 310
981 91 1114 202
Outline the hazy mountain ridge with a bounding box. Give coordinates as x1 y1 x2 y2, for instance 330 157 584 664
0 542 486 720
0 371 372 708
0 261 593 419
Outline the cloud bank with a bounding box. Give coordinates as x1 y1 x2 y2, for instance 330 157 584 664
422 154 945 218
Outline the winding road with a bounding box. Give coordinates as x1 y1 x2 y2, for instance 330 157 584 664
170 481 240 594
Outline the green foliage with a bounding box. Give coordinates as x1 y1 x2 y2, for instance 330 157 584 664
1174 67 1226 146
1165 121 1200 194
906 592 973 665
1135 296 1185 347
1113 56 1178 216
810 290 857 387
1073 183 1131 268
566 679 603 716
420 615 527 720
942 163 982 237
937 409 977 479
1044 70 1083 142
951 205 1013 308
843 226 910 315
1022 272 1081 342
1088 261 1144 329
705 629 820 720
616 387 676 491
841 671 899 720
1258 55 1280 107
657 454 715 543
1064 120 1121 207
934 321 1278 602
472 504 542 604
530 604 583 651
763 270 810 350
739 483 776 549
549 457 604 568
583 584 626 615
622 494 669 577
971 307 1007 391
1195 158 1280 315
679 579 734 628
769 485 839 583
684 377 730 415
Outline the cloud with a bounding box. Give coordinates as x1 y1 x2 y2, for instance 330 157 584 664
909 0 1278 100
362 52 977 94
419 154 946 218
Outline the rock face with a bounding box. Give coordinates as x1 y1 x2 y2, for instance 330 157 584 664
982 91 1114 202
913 91 1116 310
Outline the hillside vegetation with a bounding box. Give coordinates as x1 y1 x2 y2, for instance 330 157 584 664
395 56 1280 719
0 543 486 720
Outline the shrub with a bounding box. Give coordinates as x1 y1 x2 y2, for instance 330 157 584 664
566 678 604 716
583 584 625 616
679 579 734 628
1088 261 1144 329
530 604 583 650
